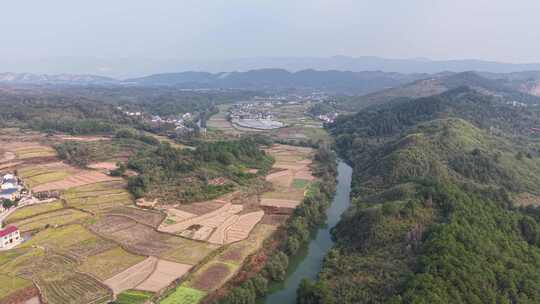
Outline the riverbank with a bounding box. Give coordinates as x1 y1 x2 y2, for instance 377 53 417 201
262 161 352 303
205 149 344 304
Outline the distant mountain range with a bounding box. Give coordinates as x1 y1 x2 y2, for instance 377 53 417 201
6 56 540 78
3 67 540 103
0 70 429 95
0 72 118 85
124 69 430 94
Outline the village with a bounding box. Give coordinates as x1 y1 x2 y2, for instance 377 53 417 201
0 173 28 250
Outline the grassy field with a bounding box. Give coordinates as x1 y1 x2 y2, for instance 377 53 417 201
115 290 154 304
63 181 132 213
160 287 206 304
13 209 90 232
5 200 64 224
78 247 146 281
292 178 310 189
14 146 56 159
160 238 219 265
0 274 33 300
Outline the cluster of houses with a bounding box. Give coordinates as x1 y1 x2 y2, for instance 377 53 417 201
151 113 194 132
0 225 21 249
0 174 22 203
0 174 23 249
317 112 339 124
228 103 275 120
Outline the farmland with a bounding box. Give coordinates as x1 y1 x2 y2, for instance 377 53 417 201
0 129 318 304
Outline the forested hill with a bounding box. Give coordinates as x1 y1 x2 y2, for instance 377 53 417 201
337 71 540 111
299 89 540 303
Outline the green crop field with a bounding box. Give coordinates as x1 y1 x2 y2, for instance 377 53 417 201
160 287 206 304
292 178 310 189
13 209 90 232
115 290 153 304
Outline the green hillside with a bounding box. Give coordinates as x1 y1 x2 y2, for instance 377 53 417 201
299 89 540 303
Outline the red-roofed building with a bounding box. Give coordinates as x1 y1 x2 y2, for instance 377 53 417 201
0 225 21 249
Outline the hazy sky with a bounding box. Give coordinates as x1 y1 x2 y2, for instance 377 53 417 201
2 0 540 76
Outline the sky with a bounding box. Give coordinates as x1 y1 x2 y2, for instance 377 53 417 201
1 0 540 77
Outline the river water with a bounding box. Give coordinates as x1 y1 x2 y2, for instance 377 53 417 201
262 161 352 304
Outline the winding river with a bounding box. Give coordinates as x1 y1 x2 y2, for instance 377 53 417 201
262 161 352 304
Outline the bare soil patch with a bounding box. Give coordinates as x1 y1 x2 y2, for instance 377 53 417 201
224 211 264 244
136 260 192 292
104 256 158 296
260 198 302 209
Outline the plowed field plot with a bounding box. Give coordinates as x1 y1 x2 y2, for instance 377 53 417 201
90 215 172 256
104 257 158 296
90 216 217 263
185 262 235 292
106 206 165 227
12 208 90 232
136 259 192 292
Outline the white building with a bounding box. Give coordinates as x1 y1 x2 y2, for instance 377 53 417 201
0 226 21 249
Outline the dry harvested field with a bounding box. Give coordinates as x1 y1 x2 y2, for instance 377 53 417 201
136 259 192 292
53 135 111 142
77 246 146 281
104 256 158 296
63 182 133 213
88 161 118 171
260 144 314 209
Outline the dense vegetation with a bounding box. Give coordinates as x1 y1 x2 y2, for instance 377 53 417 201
126 137 274 203
0 85 258 136
299 89 540 303
215 146 337 304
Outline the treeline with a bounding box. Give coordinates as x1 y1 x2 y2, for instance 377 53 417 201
215 146 337 304
126 137 273 203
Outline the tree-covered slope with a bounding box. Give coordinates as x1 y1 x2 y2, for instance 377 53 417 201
299 89 540 303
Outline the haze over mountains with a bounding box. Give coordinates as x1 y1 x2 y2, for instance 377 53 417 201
6 56 540 79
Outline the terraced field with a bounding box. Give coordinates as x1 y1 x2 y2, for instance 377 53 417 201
5 200 64 224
